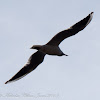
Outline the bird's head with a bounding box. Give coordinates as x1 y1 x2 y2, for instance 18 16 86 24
30 45 42 50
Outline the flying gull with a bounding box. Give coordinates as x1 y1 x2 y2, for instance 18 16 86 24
5 12 93 84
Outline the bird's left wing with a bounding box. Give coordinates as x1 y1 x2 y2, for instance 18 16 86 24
5 51 46 84
46 12 93 46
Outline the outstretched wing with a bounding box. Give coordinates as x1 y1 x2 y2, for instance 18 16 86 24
46 12 93 46
5 51 46 84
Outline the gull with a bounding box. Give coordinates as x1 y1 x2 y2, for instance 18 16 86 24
5 12 93 84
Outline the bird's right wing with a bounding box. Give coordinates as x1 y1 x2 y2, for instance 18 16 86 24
46 12 93 46
5 51 46 84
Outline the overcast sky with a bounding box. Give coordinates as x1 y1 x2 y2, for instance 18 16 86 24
0 0 100 100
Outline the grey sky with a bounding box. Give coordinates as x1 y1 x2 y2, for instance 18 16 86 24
0 0 100 100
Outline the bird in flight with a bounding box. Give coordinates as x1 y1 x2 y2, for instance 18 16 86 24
5 12 93 84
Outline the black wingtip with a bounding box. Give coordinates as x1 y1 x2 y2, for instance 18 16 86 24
91 12 94 14
5 81 9 84
90 12 94 16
